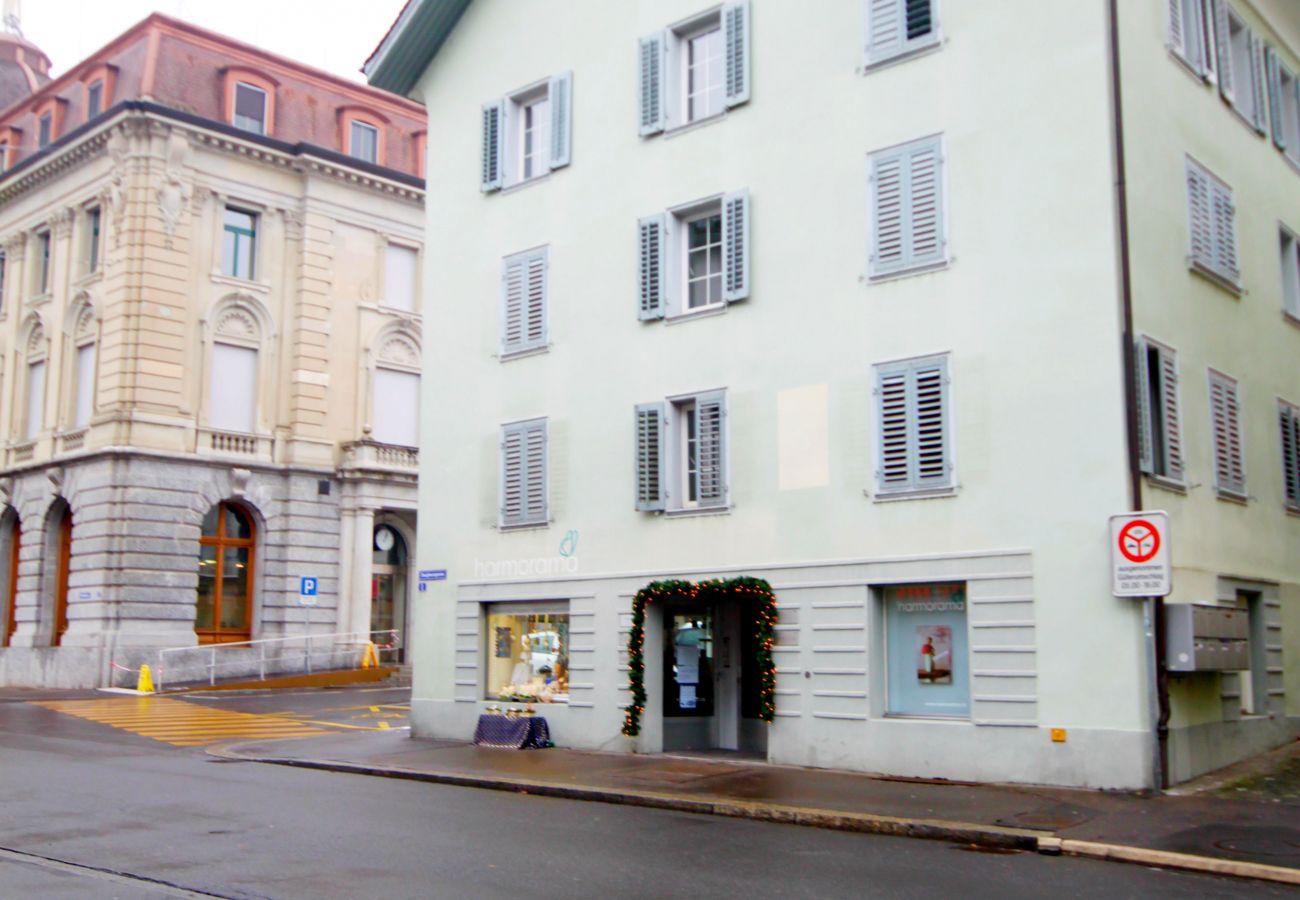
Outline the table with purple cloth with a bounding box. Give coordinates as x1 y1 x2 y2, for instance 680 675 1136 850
472 714 552 749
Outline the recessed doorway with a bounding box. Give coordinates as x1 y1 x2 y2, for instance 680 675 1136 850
370 524 408 663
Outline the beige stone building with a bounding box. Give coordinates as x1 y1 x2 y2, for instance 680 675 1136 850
0 14 426 687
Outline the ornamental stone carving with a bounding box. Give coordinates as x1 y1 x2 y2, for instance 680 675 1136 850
376 333 419 368
156 132 192 244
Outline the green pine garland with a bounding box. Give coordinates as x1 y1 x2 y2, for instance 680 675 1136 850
622 576 778 738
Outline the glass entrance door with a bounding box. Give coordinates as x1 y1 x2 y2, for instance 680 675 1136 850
371 524 408 663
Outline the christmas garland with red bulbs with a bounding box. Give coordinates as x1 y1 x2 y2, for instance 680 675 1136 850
621 576 778 738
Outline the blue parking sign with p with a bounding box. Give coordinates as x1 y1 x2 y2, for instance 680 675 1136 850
300 577 318 597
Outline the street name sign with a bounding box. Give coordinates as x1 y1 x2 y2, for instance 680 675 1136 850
1109 512 1170 598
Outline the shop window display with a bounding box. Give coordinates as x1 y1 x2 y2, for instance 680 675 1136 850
884 583 969 718
485 605 569 703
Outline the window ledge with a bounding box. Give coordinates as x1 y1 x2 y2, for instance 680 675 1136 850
1145 474 1188 495
1285 504 1300 518
73 269 103 289
868 258 950 285
861 36 943 75
880 712 971 723
663 505 731 519
1283 309 1300 330
869 485 956 503
27 292 52 306
1167 48 1212 86
211 273 270 294
665 304 727 326
1189 261 1242 296
1215 489 1249 505
1224 101 1266 138
500 171 553 195
663 110 728 140
369 302 421 320
497 521 550 533
499 344 550 362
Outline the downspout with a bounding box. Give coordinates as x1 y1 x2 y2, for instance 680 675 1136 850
1107 0 1169 790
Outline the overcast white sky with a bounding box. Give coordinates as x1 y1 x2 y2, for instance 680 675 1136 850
21 0 410 82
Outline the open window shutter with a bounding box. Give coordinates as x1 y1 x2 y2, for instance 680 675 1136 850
525 420 548 524
638 213 666 320
1159 348 1185 481
723 1 751 107
696 391 727 507
1168 0 1186 58
1211 182 1238 283
549 71 572 169
1185 162 1213 269
1282 405 1300 508
1210 374 1245 495
525 250 548 349
722 189 750 302
870 147 905 276
635 402 667 511
1250 34 1268 133
866 0 904 64
875 364 911 491
638 34 665 136
1266 47 1286 150
481 100 504 192
1135 340 1155 474
1213 0 1233 99
906 138 944 268
500 424 525 526
501 255 525 353
912 358 950 488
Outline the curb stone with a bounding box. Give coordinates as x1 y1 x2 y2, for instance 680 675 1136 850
209 744 1300 886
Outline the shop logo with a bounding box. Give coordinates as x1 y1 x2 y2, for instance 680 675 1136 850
559 530 579 558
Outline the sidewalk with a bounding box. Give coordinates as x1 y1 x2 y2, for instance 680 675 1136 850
213 729 1300 886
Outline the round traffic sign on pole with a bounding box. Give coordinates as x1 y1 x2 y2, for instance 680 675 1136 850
1117 519 1160 563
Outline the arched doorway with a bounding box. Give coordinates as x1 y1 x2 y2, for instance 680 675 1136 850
1 513 19 647
370 524 407 662
196 502 255 644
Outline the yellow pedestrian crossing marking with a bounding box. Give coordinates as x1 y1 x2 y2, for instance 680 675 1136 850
34 697 332 747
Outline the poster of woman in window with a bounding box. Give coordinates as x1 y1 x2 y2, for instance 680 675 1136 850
916 625 952 684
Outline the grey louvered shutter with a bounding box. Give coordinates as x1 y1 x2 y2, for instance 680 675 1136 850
1209 372 1245 496
870 146 905 275
481 100 504 192
638 34 665 136
722 189 750 302
638 213 666 320
1281 404 1300 509
1266 47 1285 151
912 358 950 489
696 391 727 508
1213 0 1233 100
635 402 666 511
907 138 944 268
525 250 548 349
875 365 912 491
501 255 526 354
524 419 548 524
723 1 751 107
866 0 903 64
1135 340 1155 474
1211 181 1238 283
549 71 572 169
500 423 525 526
1250 34 1268 133
1169 0 1187 61
1159 347 1185 481
1185 161 1213 269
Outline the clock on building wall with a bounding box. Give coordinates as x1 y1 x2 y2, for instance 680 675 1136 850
374 526 396 552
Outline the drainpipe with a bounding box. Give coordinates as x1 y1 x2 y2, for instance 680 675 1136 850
1107 0 1169 790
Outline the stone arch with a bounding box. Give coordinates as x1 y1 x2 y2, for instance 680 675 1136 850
368 319 422 372
20 312 47 359
65 290 97 339
204 292 276 347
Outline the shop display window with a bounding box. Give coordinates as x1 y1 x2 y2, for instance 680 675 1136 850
884 583 969 718
485 604 569 703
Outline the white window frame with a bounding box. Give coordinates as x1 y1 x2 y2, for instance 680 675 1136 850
639 2 750 137
232 82 267 135
1223 7 1261 125
24 357 45 441
220 206 259 282
1275 59 1300 165
667 389 728 513
1135 336 1185 485
872 352 955 499
864 0 941 70
678 200 724 316
480 72 571 192
349 120 379 164
679 16 725 126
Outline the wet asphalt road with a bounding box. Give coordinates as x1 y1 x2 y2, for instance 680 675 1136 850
0 687 1286 899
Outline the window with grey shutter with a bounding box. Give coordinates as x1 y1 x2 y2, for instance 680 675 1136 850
1279 401 1300 511
721 189 750 302
1185 157 1238 287
1213 0 1233 97
638 214 666 319
873 354 952 496
1208 370 1245 498
481 100 504 192
1249 33 1268 133
500 418 548 527
635 402 666 511
723 1 751 107
639 34 665 136
1266 46 1285 150
869 136 946 278
501 247 548 357
549 72 572 168
1136 338 1185 482
865 0 938 67
695 390 727 508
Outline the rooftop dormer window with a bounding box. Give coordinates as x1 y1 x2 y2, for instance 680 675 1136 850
233 82 267 135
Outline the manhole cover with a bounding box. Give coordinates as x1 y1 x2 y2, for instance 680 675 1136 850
1165 824 1300 860
995 803 1100 832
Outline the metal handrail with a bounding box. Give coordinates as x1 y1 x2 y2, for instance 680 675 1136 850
153 629 400 692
